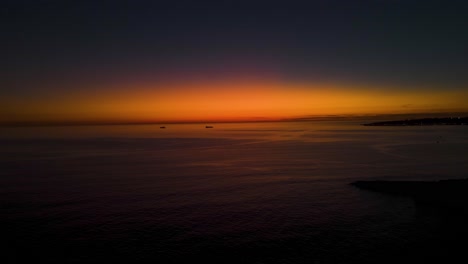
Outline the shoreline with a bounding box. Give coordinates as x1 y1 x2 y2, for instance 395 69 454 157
363 117 468 126
351 178 468 212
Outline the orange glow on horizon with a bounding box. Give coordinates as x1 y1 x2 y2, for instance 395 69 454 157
2 79 468 124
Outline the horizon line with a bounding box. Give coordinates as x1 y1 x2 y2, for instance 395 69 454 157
2 112 468 127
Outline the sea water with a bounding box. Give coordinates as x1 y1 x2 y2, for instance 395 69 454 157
1 121 468 263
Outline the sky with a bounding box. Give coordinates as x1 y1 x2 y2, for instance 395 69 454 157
2 0 468 124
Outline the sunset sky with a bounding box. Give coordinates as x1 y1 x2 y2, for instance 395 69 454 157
2 0 468 124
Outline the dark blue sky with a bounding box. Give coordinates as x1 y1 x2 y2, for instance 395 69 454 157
2 0 468 97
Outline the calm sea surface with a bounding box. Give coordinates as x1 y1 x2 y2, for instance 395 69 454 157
1 121 468 263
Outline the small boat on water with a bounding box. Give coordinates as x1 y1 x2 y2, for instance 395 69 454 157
160 126 166 129
205 126 213 128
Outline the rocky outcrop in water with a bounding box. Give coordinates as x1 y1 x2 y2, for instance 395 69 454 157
351 179 468 212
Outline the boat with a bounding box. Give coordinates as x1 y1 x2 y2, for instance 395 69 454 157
205 126 213 128
160 126 166 129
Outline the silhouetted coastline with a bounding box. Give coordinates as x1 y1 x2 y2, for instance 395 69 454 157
362 117 468 126
351 179 468 212
351 178 468 262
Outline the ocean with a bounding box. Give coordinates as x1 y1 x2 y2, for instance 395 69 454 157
1 121 468 263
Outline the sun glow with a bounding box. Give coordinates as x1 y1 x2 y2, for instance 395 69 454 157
2 79 467 124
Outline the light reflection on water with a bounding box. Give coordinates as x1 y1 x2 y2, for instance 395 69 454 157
1 121 468 263
0 121 359 140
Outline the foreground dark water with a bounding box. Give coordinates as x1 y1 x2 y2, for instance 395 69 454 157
1 121 468 263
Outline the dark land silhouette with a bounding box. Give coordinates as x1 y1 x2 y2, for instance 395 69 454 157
351 178 468 212
351 178 468 262
363 117 468 126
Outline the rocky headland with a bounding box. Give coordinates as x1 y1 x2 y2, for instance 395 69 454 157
362 117 468 126
351 178 468 212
